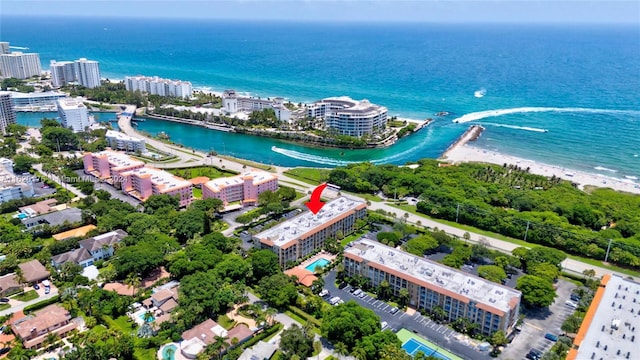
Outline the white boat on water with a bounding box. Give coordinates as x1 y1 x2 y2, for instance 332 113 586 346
474 89 486 98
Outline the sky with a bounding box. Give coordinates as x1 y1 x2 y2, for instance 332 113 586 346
1 0 639 24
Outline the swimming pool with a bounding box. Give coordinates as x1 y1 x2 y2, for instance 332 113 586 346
305 258 330 272
16 213 27 219
138 311 155 323
402 338 450 360
161 344 178 360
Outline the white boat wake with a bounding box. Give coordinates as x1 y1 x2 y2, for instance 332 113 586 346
271 128 435 166
482 122 548 133
452 107 640 124
474 88 486 98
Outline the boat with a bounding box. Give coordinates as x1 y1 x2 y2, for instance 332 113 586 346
474 89 487 98
158 131 170 140
434 111 450 117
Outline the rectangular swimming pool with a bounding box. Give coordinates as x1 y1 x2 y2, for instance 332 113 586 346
305 258 330 272
402 338 450 360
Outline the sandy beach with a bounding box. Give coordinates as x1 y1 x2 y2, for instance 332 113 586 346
443 144 640 195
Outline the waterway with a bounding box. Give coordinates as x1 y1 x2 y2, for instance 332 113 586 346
17 111 457 167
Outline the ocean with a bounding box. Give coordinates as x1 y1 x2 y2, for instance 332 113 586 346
4 17 640 176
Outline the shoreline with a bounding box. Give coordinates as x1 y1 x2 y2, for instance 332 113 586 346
443 144 640 195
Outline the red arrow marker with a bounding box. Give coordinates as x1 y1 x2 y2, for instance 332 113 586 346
305 183 328 215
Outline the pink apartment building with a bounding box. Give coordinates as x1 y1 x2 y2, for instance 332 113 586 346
202 169 277 206
120 166 193 207
83 150 145 187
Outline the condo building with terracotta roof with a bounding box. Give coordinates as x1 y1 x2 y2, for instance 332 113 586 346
202 169 278 207
567 274 639 360
120 166 193 207
255 197 366 267
343 239 521 336
83 150 145 186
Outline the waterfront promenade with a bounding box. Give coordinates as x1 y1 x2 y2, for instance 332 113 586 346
116 107 634 280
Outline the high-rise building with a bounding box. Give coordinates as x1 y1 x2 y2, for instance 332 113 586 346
49 58 101 88
0 92 17 134
222 90 292 122
49 60 76 88
202 169 278 207
74 58 101 88
306 96 388 137
0 52 42 79
0 42 10 55
125 75 192 98
57 98 93 133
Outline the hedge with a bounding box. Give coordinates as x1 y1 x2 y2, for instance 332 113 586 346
241 323 283 349
23 295 61 313
287 305 321 327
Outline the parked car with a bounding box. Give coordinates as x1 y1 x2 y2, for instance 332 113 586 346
381 321 388 330
338 282 347 290
44 287 50 294
358 292 366 299
319 289 329 298
570 293 581 302
329 296 341 305
544 333 558 342
526 349 542 360
353 289 362 297
0 298 9 303
390 307 399 314
33 284 40 290
565 300 579 309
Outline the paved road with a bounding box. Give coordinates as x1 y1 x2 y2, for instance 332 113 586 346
323 270 489 360
116 104 632 280
33 164 87 199
0 288 60 316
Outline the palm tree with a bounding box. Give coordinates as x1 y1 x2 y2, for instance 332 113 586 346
212 335 227 359
378 280 390 300
43 332 60 350
334 342 348 360
264 307 277 327
125 273 142 297
143 311 154 323
399 288 410 307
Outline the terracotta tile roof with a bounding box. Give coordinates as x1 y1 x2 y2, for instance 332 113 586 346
11 304 73 340
17 260 50 283
0 273 20 295
182 319 227 345
159 298 179 313
284 267 318 287
52 224 97 241
151 288 175 303
226 324 253 345
103 282 135 296
188 176 210 185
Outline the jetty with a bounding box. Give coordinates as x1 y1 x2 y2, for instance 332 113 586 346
441 124 485 159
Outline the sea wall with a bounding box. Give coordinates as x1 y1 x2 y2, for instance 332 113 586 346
440 124 485 159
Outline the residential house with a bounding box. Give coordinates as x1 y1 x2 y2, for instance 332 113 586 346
142 283 179 325
11 304 77 349
0 273 21 297
180 318 254 358
50 230 127 269
18 260 50 285
21 207 83 233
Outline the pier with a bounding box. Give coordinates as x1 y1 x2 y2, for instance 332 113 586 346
440 124 485 159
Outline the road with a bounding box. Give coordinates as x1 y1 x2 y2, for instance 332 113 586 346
33 164 87 199
0 288 60 316
116 105 633 280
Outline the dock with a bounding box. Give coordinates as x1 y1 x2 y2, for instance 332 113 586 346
440 124 485 159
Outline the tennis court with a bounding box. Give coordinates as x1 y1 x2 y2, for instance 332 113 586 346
397 328 462 360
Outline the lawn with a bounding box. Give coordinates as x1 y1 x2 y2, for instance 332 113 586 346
0 304 10 311
389 203 640 277
168 166 236 180
103 315 136 333
218 155 273 172
341 228 367 246
193 187 202 198
284 168 330 185
216 314 236 330
14 290 39 302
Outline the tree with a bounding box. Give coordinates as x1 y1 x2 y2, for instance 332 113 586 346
144 194 180 214
41 126 78 151
490 330 508 352
524 247 567 269
256 273 298 308
529 262 560 283
173 209 205 242
404 234 439 256
179 270 244 326
250 249 280 282
12 155 37 174
354 330 403 360
279 324 314 360
321 300 380 350
334 342 349 360
516 275 557 308
477 265 507 283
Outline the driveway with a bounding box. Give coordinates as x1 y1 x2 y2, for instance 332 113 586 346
0 287 59 316
500 279 576 360
323 270 490 360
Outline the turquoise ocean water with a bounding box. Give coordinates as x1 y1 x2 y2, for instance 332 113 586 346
4 17 640 176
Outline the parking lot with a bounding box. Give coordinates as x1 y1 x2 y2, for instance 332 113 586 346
500 279 577 360
324 271 491 360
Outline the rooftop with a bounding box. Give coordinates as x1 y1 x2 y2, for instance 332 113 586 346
105 130 144 142
182 319 228 345
51 247 92 266
569 274 639 360
255 196 365 248
314 96 387 115
121 166 191 192
11 304 72 339
345 239 521 314
78 229 127 252
9 91 67 99
204 169 276 192
91 150 145 169
56 98 87 111
17 259 50 283
21 207 83 229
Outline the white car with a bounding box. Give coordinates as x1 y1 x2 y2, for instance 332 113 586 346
381 321 388 330
319 289 329 297
565 300 578 309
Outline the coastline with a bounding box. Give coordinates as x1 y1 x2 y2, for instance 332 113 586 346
443 144 640 195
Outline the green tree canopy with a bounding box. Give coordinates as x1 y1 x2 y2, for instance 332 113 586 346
321 300 380 351
516 275 557 308
256 273 298 308
279 324 315 360
404 234 439 256
477 265 507 283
